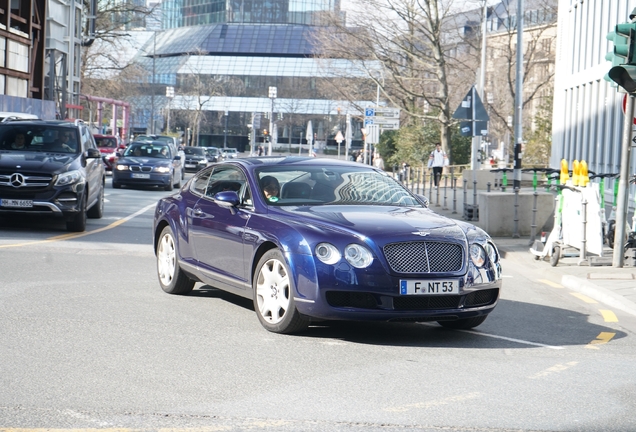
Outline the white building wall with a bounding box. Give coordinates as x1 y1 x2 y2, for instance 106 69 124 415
552 0 635 177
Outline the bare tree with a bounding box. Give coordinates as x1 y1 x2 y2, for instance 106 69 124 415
484 0 557 163
315 0 479 160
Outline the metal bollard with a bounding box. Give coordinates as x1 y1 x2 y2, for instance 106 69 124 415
494 175 499 189
443 175 449 210
513 187 520 238
429 171 434 195
416 169 421 195
463 179 468 216
435 174 441 207
579 198 588 266
452 177 458 214
487 182 491 192
528 191 538 246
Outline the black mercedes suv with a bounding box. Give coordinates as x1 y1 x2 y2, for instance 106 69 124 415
0 119 105 232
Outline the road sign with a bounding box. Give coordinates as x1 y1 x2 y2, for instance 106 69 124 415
622 94 636 125
365 108 375 117
364 117 400 129
460 121 488 137
334 130 344 143
453 86 489 121
365 124 380 144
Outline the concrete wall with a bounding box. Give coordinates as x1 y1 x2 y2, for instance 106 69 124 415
477 190 555 237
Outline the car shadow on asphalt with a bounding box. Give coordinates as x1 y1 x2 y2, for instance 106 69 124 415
191 286 627 348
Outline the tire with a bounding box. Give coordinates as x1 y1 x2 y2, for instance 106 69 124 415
550 246 560 267
66 193 87 232
253 249 309 334
181 167 185 180
164 176 174 191
87 183 104 219
156 226 195 295
438 315 487 330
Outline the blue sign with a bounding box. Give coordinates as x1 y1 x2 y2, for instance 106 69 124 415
364 118 374 126
365 108 375 117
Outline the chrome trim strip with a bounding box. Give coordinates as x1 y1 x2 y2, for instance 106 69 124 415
294 297 315 304
32 201 63 214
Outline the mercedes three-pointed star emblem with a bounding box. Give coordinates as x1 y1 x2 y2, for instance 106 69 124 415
10 173 25 188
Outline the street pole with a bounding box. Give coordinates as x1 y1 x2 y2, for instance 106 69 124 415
513 0 524 189
166 86 174 135
613 94 634 267
223 110 228 148
150 31 156 135
268 86 277 156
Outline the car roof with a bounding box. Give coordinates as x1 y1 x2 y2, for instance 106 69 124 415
230 156 368 169
0 119 82 129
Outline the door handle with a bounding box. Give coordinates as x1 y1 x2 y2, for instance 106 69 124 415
193 208 203 216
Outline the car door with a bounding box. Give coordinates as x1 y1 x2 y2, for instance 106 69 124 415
82 127 103 207
190 165 251 289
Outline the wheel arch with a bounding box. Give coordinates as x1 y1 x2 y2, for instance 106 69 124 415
250 241 279 283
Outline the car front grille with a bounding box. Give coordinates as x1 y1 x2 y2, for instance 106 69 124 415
130 165 152 172
0 172 53 191
383 241 464 273
393 295 461 310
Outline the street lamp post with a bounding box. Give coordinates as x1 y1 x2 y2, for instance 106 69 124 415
166 86 174 134
223 110 228 148
268 86 277 155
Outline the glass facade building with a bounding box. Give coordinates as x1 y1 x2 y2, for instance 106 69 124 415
130 0 374 152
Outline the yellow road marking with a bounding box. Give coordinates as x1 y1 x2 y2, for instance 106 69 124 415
585 332 616 349
0 203 156 249
539 279 563 288
600 309 619 323
529 361 578 379
570 292 598 304
383 392 481 412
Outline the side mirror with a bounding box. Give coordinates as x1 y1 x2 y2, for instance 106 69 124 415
214 191 240 209
86 148 101 159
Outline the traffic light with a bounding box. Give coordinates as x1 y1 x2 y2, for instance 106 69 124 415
605 22 636 92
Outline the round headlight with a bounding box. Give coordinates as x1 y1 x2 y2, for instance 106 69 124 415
485 242 499 264
315 242 341 265
470 244 487 267
344 244 373 268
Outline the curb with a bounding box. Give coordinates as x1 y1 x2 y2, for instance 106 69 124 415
561 275 636 318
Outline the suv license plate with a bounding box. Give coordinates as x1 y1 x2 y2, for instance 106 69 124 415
0 199 33 208
400 279 458 295
132 173 150 179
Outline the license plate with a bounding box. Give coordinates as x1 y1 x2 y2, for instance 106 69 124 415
0 198 33 208
185 164 196 168
400 279 458 295
131 173 150 179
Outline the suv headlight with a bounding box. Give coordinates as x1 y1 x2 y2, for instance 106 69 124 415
116 164 129 171
55 170 83 186
154 166 171 173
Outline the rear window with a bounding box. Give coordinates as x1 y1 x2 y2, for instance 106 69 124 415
96 137 117 148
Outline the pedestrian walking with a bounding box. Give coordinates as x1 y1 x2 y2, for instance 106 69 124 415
373 152 385 170
427 143 448 188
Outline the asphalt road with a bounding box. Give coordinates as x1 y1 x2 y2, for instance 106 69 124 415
1 175 636 432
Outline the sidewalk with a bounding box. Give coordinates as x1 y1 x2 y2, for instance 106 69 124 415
425 180 636 318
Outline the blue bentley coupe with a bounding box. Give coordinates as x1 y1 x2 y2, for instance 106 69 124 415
153 157 502 334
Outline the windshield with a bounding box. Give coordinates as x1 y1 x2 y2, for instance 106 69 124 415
96 137 117 148
256 165 422 207
184 147 205 155
124 143 170 159
0 125 79 154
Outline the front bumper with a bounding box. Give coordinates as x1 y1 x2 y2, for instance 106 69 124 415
0 183 86 220
113 171 172 187
288 252 502 322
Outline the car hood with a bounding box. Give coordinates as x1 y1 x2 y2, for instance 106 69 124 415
0 152 78 173
274 205 467 244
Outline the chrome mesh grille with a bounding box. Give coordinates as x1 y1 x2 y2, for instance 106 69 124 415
383 241 464 273
130 166 152 172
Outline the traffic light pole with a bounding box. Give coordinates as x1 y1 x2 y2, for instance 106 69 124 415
513 0 524 189
613 93 635 267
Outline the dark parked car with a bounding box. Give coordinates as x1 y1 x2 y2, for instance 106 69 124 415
0 119 105 232
153 157 502 334
183 146 213 171
112 141 183 191
203 146 223 162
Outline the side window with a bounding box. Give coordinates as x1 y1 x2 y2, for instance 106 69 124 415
205 166 245 197
190 169 212 195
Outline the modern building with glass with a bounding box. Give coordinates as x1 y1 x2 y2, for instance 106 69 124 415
128 0 372 153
